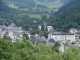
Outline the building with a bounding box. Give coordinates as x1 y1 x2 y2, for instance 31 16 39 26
43 22 47 30
69 28 78 33
69 28 80 41
48 31 75 43
6 25 24 42
38 25 42 30
75 34 80 41
47 39 55 46
69 28 80 34
0 23 24 42
47 26 54 32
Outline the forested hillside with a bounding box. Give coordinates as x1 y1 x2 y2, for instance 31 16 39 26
50 6 80 32
0 0 9 11
0 0 42 32
0 0 4 11
4 0 65 12
57 0 80 14
60 0 71 4
1 0 80 32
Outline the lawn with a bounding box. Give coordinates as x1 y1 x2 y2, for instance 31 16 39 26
18 13 50 20
34 0 63 11
19 8 29 11
28 14 41 20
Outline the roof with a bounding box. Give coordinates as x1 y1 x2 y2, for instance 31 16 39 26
52 31 74 35
48 39 55 43
40 36 46 41
47 26 53 28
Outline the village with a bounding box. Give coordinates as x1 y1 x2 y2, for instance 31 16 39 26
0 22 24 42
29 22 80 52
0 21 80 52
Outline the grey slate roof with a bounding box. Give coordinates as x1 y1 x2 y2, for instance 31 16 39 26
48 39 55 43
52 31 74 35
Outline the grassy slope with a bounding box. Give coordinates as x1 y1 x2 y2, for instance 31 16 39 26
29 14 41 20
34 0 63 9
5 0 63 19
4 0 64 10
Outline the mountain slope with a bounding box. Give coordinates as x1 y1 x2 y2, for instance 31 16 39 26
4 0 68 12
0 0 8 11
60 0 71 4
50 6 80 32
57 0 80 14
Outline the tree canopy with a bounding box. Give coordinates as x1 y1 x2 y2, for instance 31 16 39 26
0 38 80 60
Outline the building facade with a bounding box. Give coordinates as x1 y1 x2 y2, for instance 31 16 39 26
48 32 75 43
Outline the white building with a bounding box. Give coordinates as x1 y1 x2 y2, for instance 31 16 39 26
48 31 75 43
47 26 54 32
6 28 23 42
43 22 47 30
0 23 24 42
69 28 80 41
38 25 42 30
69 28 78 33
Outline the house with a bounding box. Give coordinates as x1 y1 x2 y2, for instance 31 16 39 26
47 26 54 32
69 28 80 41
47 39 55 46
75 34 80 41
69 28 80 34
28 33 47 44
5 26 24 42
37 36 47 44
43 22 47 30
38 25 42 30
48 31 75 43
69 28 78 33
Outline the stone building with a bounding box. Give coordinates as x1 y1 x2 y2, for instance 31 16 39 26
0 23 24 42
48 31 75 43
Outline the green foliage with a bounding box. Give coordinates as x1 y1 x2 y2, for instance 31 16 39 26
0 38 80 60
1 1 80 59
53 42 60 52
43 31 48 38
23 34 29 40
57 0 80 14
50 6 80 32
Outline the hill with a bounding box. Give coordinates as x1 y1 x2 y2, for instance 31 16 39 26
50 6 80 32
60 0 71 4
1 0 80 32
57 0 80 14
0 0 9 11
4 0 70 12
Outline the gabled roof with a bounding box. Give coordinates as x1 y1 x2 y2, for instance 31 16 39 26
48 39 55 43
40 36 46 41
